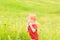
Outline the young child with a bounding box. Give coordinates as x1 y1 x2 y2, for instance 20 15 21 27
26 14 38 40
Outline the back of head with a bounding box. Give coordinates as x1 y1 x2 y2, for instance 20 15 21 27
28 14 36 23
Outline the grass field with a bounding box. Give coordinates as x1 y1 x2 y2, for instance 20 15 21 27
0 0 60 40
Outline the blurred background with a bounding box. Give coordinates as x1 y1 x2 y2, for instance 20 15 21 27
0 0 60 40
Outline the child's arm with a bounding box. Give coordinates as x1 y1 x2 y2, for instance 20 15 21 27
29 23 36 32
26 25 28 32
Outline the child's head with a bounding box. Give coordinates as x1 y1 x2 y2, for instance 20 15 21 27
28 14 36 23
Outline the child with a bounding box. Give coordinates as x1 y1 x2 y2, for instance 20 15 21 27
26 14 38 40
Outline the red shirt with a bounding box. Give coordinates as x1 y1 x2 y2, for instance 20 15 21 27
28 23 38 40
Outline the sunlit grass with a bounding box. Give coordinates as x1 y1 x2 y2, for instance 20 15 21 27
0 0 60 40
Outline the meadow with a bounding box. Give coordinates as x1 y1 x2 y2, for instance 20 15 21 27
0 0 60 40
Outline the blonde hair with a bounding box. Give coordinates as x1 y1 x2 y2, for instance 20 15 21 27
28 14 36 23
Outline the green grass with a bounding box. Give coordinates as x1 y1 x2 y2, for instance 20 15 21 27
0 0 60 40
